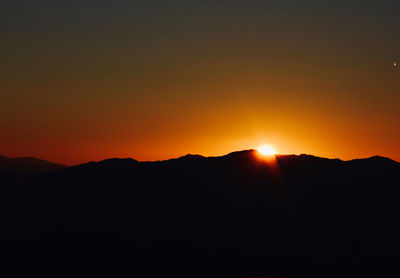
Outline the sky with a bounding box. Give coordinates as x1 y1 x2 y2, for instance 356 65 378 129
0 0 399 164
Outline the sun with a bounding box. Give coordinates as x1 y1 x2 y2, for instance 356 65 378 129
257 144 276 156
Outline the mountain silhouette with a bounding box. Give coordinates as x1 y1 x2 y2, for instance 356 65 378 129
1 150 399 277
0 155 66 176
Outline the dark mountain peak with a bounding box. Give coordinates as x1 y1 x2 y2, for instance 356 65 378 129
98 157 138 164
0 155 66 175
69 157 139 170
223 151 338 163
366 155 397 163
290 154 340 161
272 154 345 171
56 158 140 178
226 149 256 156
159 154 206 166
348 155 399 166
159 154 205 162
222 149 257 160
178 154 205 160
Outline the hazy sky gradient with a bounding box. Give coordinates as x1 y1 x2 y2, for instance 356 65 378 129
1 0 399 164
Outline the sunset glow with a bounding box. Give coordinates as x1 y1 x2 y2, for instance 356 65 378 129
1 2 399 277
0 1 399 165
257 145 277 156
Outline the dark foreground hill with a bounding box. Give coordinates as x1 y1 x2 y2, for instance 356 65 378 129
1 150 400 277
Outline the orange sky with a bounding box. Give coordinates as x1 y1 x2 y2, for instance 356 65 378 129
1 1 399 165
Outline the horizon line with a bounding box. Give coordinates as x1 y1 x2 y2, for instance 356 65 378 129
1 150 398 166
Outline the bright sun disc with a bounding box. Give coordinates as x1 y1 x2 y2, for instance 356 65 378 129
257 144 276 156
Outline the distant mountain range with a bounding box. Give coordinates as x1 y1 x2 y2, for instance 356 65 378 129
1 150 399 277
0 155 66 175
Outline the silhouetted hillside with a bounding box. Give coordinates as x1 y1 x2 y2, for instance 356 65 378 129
0 155 66 176
1 150 399 277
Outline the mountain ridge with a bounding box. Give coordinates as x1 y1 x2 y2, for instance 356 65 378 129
1 149 399 277
2 150 398 172
0 155 66 175
67 150 400 167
